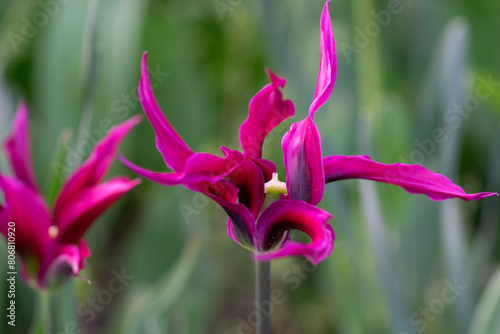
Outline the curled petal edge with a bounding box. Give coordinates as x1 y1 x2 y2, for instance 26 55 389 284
254 200 334 265
139 52 194 171
239 69 295 159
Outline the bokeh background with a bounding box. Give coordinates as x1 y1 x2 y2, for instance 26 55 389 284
1 0 500 333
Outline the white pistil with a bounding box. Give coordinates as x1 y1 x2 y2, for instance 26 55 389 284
48 225 59 240
264 173 288 196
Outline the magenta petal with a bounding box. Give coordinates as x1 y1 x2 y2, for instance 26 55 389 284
3 103 39 190
119 146 243 187
77 239 91 271
207 194 256 248
324 155 499 201
0 174 51 264
193 179 239 205
118 154 185 185
252 158 277 182
140 52 194 171
282 116 325 205
40 241 90 287
55 177 141 244
227 217 239 243
309 1 336 116
254 200 334 264
183 146 243 184
239 69 295 159
0 202 6 233
226 161 265 219
55 116 141 214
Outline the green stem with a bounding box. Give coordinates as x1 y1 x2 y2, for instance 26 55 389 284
255 260 271 334
31 290 51 334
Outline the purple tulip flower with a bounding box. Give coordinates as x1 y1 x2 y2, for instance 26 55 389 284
0 104 141 288
120 1 496 265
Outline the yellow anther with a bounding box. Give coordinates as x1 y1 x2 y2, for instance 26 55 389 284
264 173 288 196
48 225 59 240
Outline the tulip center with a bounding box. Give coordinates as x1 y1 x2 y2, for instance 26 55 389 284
264 173 288 196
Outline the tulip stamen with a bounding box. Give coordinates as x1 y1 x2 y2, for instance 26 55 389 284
48 225 59 240
264 173 288 196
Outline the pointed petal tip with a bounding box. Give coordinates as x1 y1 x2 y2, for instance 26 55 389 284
137 50 195 171
309 0 337 117
118 152 186 185
468 192 498 201
16 101 28 116
113 114 142 138
129 177 142 187
324 155 498 202
99 114 141 147
141 51 149 64
265 68 286 88
4 102 39 190
140 52 150 79
128 114 143 126
8 102 29 126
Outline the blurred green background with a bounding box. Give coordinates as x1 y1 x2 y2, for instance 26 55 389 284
1 0 499 333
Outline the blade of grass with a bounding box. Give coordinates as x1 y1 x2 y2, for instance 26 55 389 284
468 267 500 334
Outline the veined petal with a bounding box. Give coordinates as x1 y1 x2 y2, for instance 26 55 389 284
254 200 334 264
55 116 141 214
282 116 325 205
239 69 295 159
309 0 337 116
323 155 499 201
55 177 141 244
140 52 194 171
4 103 39 190
0 174 51 265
